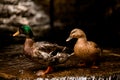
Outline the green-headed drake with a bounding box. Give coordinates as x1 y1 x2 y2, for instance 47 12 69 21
13 25 73 76
66 28 101 69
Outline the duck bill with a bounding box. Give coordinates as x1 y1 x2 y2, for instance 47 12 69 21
13 30 20 36
66 37 72 42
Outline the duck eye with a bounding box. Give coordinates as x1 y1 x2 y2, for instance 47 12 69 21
71 30 76 34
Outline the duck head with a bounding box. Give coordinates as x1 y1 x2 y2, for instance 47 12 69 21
13 25 33 38
66 28 87 42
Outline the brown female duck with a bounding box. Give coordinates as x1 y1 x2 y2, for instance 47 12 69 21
66 28 101 68
13 25 73 76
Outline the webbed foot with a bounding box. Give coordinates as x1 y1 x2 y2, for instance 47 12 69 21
91 65 99 69
36 66 53 76
36 70 46 76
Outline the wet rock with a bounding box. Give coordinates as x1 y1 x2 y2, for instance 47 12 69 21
0 0 18 4
0 0 50 45
0 44 120 79
0 0 49 26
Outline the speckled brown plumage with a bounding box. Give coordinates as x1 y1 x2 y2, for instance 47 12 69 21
66 28 101 68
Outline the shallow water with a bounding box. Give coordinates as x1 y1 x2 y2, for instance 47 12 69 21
0 44 120 79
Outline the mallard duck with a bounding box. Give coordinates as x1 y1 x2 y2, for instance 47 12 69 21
13 25 73 76
66 28 101 68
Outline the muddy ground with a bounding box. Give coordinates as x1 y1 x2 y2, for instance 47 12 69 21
0 44 120 80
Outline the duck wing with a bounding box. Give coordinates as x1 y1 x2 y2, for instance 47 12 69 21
87 41 102 58
31 41 74 64
31 41 68 59
33 41 64 53
49 51 74 64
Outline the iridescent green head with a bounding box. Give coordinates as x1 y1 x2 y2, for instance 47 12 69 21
13 25 33 38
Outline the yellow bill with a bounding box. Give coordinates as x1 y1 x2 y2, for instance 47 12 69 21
13 30 20 36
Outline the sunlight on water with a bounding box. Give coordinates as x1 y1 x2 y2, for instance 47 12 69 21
34 75 120 80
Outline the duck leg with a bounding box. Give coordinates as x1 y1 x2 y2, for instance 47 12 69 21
91 65 99 69
36 66 53 76
77 62 86 67
44 66 53 74
77 61 99 69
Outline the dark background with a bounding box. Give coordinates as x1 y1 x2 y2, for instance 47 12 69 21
0 0 120 48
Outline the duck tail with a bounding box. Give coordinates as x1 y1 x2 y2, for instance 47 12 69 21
68 52 74 57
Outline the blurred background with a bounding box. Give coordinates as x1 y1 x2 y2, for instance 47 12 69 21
0 0 120 48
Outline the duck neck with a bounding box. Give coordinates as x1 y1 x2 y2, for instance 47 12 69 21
77 37 87 44
24 38 34 49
